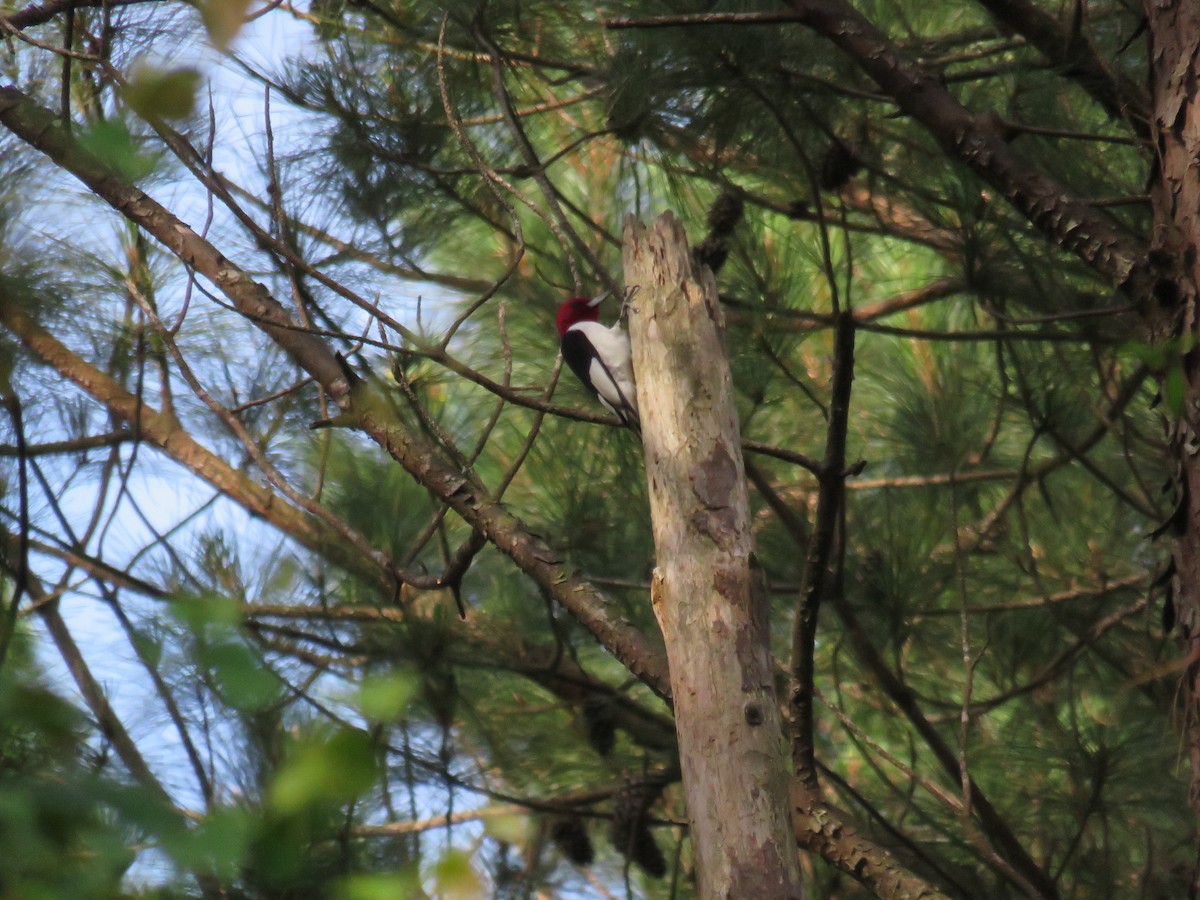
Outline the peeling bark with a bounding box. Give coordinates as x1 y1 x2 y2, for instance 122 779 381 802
791 782 949 900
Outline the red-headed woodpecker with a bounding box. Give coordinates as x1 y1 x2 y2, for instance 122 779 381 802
556 294 640 435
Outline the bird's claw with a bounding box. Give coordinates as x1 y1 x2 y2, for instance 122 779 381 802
621 285 640 318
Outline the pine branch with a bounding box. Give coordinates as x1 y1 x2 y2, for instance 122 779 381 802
1 0 160 30
606 10 804 29
784 0 1149 298
971 0 1149 133
0 83 672 701
830 591 1058 897
789 310 856 788
0 300 382 584
790 779 952 899
0 304 676 763
0 429 133 457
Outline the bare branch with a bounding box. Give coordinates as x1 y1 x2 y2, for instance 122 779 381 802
1 0 160 31
0 429 132 457
790 311 856 786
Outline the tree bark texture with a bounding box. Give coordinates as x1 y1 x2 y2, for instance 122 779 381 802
1145 0 1200 815
622 212 804 899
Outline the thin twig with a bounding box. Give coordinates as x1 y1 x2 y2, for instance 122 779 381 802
789 311 856 785
0 393 29 669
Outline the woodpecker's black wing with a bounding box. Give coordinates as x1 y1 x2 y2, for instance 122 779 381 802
560 329 641 435
561 329 599 400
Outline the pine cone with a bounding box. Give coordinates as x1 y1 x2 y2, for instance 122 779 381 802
582 698 617 757
818 138 862 191
693 190 745 275
550 815 594 866
608 778 667 878
706 190 745 236
692 237 730 275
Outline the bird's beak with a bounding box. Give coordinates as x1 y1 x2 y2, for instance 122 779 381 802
587 291 610 308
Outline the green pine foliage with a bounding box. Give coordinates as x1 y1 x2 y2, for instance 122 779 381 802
0 0 1186 895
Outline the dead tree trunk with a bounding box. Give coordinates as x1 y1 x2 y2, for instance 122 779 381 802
622 212 805 898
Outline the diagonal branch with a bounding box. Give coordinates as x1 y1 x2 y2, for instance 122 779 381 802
970 0 1149 132
0 546 163 797
1 308 676 762
0 82 672 701
785 0 1149 298
789 778 951 899
831 595 1057 897
0 88 355 404
0 300 383 585
0 429 133 457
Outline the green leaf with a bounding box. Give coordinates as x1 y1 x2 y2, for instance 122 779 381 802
123 65 202 121
270 728 377 813
1163 365 1186 418
335 871 422 900
357 670 417 722
76 120 156 182
1120 339 1164 368
169 592 242 631
162 806 254 877
433 849 483 900
264 556 299 596
0 680 82 753
482 811 529 846
247 812 312 883
204 640 280 710
93 780 190 846
129 626 163 669
199 0 254 49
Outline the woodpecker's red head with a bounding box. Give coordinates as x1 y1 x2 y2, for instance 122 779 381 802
555 293 607 338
